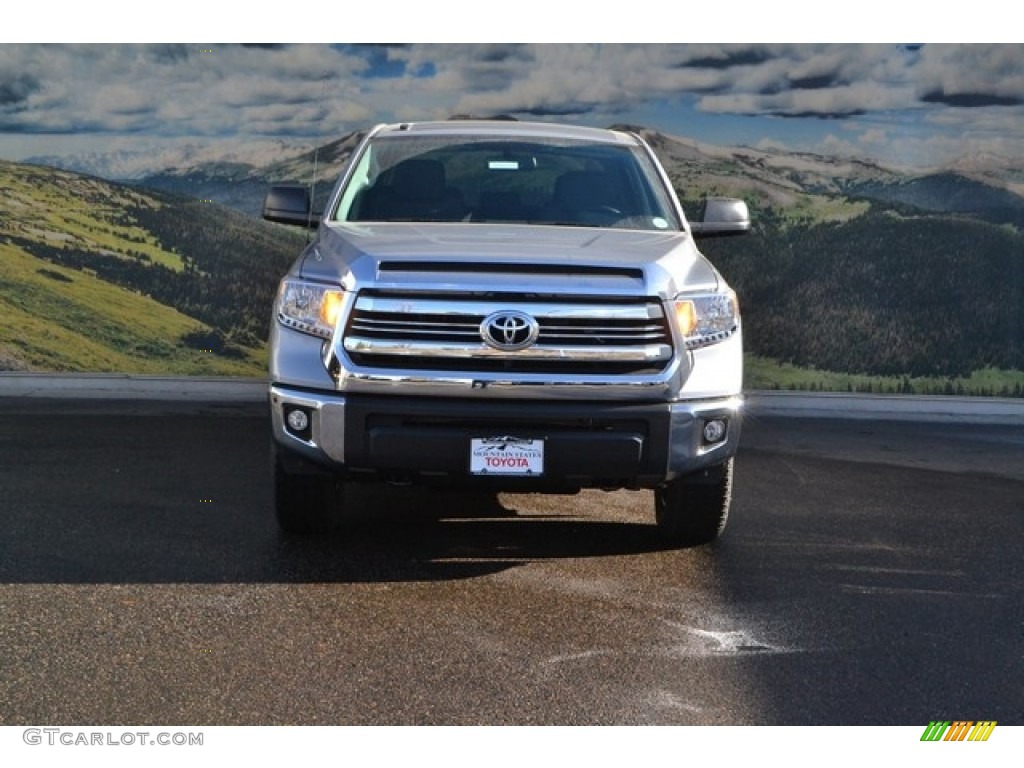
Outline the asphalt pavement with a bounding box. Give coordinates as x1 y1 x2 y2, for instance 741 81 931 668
0 400 1021 725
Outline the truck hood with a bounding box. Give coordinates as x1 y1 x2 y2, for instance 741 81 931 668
296 222 722 298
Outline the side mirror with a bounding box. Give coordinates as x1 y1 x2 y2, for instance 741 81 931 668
689 197 750 238
262 185 320 227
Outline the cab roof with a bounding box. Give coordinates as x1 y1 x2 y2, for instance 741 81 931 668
368 120 640 146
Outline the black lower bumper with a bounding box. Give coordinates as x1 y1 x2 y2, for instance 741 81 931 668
270 387 742 490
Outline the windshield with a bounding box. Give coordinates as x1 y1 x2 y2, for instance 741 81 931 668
332 134 681 231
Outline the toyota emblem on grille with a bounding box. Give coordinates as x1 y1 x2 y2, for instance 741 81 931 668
480 311 540 351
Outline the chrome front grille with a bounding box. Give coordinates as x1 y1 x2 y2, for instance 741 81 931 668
348 310 480 344
341 294 674 374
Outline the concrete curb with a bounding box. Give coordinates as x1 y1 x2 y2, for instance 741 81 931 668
0 373 268 402
0 373 1021 425
745 391 1024 425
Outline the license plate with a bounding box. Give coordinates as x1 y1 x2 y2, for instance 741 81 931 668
470 437 544 476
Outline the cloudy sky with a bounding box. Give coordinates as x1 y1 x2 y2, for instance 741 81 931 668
1 38 1022 174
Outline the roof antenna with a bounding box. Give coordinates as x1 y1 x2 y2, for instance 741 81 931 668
306 70 330 239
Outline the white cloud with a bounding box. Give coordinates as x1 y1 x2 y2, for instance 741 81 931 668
1 43 1022 171
915 44 1024 102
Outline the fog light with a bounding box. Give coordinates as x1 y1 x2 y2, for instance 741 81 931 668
702 418 727 444
286 407 310 434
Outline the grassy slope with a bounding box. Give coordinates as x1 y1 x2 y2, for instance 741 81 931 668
0 242 264 374
745 355 1024 397
0 161 266 375
701 208 1024 394
0 162 183 270
3 155 1020 393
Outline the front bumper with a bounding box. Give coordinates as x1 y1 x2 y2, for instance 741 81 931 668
270 384 742 489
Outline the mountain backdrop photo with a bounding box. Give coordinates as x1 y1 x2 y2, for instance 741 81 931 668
1 42 1021 394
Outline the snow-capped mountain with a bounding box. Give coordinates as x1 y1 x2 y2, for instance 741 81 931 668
26 139 313 180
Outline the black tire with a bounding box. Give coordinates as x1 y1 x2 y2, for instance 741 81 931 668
273 448 345 534
654 458 733 547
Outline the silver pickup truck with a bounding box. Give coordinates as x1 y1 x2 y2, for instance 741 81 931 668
262 120 750 546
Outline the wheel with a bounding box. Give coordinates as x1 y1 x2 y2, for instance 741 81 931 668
654 459 733 546
273 447 345 534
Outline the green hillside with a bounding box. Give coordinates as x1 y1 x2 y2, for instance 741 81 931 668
0 160 302 374
3 148 1022 397
702 206 1024 386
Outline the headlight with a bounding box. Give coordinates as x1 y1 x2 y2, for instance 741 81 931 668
671 290 739 350
276 278 346 339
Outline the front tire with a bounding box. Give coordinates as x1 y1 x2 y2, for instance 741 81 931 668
273 447 345 534
655 458 733 546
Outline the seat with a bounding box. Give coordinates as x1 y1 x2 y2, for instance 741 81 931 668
391 158 447 206
549 171 620 223
476 191 525 222
356 158 464 221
